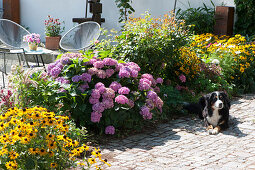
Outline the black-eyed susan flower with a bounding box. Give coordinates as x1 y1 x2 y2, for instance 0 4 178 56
39 148 47 156
29 148 38 155
46 133 55 140
5 161 17 170
9 151 19 160
88 158 96 164
47 141 56 150
50 163 57 168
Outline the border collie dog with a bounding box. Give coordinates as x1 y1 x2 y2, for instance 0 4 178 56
184 91 231 135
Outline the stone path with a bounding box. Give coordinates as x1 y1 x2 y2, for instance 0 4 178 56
100 94 255 170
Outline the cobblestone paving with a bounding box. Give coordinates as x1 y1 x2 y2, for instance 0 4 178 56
100 94 255 170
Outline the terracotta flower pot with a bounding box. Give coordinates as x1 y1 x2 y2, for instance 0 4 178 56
45 36 61 50
28 43 38 51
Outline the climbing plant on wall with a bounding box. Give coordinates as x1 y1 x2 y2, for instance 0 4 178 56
234 0 255 36
115 0 135 23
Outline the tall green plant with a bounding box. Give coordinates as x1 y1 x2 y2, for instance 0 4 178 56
115 0 135 22
176 1 215 34
234 0 255 36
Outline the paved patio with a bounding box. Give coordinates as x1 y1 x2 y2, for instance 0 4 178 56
100 94 255 170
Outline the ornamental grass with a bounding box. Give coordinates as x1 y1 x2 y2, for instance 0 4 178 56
0 107 110 169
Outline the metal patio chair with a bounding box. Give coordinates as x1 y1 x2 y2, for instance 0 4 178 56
59 21 100 52
0 19 31 88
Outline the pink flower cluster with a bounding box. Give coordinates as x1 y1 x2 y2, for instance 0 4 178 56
90 82 115 123
47 53 164 129
179 74 186 83
0 89 14 110
105 125 115 135
23 33 41 44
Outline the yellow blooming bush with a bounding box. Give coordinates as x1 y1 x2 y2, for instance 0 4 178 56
189 33 255 92
0 107 110 169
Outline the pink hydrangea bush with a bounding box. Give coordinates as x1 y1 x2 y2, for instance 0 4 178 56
46 52 163 135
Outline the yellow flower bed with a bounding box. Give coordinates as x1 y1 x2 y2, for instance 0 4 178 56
191 33 255 75
0 107 110 169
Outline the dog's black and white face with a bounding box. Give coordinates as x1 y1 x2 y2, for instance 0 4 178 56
209 91 225 110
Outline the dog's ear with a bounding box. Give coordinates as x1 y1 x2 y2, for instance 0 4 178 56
198 95 209 109
220 92 231 109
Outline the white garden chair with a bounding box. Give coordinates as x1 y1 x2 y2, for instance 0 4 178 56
59 21 100 52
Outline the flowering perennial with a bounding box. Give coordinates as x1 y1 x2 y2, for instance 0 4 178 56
46 52 164 134
0 107 110 169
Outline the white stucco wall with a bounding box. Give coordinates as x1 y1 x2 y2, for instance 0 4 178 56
19 0 235 41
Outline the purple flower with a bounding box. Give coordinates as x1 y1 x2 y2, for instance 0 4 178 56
140 106 152 120
89 97 99 105
127 62 141 71
89 59 98 65
79 83 89 92
138 78 152 91
141 74 154 81
156 78 163 84
147 90 158 100
105 125 115 135
179 74 186 83
91 111 102 123
176 85 182 91
56 77 69 84
118 87 130 95
81 73 91 82
119 68 131 78
97 70 107 79
50 66 62 77
106 69 115 78
155 97 163 110
93 61 104 69
72 75 81 82
60 57 71 65
102 88 115 99
88 67 98 75
91 89 101 99
131 70 138 78
146 99 155 109
92 102 105 113
95 82 105 89
116 63 126 71
56 63 64 70
47 63 56 73
103 58 118 66
154 86 160 93
109 81 122 92
128 99 134 108
102 98 114 109
115 95 129 105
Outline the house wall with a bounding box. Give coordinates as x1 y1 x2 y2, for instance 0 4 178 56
20 0 235 41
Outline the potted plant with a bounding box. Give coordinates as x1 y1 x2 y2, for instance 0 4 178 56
23 33 41 51
45 15 64 50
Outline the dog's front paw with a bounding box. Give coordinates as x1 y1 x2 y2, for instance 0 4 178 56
208 126 220 135
208 129 218 135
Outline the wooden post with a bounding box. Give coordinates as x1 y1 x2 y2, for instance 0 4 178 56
3 0 20 24
214 6 235 36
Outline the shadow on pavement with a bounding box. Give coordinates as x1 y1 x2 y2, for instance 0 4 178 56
222 116 248 138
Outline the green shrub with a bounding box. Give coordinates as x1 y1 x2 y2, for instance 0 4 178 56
234 0 255 36
96 12 191 78
176 1 215 34
26 52 164 135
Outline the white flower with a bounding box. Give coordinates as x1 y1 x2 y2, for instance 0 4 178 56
235 51 241 55
211 59 220 65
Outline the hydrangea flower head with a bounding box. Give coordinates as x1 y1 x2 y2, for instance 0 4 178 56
105 125 115 135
